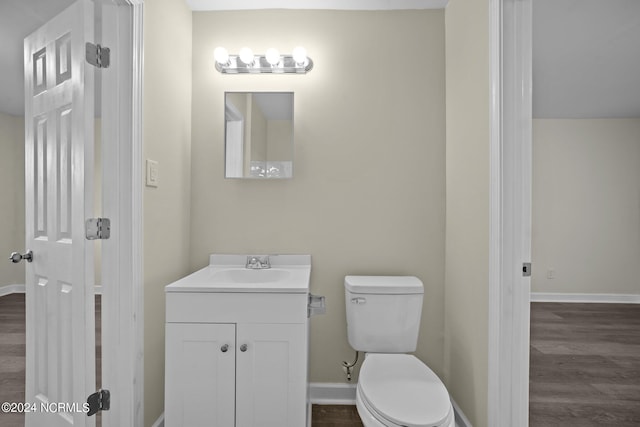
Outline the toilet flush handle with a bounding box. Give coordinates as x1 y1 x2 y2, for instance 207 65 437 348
351 297 366 305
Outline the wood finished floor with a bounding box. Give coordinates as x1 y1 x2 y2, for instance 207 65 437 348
0 293 25 427
3 294 640 426
312 405 364 426
529 302 640 426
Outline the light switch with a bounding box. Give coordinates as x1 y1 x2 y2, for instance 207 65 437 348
146 159 159 187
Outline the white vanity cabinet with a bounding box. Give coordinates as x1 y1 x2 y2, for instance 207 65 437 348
165 322 236 426
164 254 312 427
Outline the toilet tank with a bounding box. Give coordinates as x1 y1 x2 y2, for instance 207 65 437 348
345 275 424 353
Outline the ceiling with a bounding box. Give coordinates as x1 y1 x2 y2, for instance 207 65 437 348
186 0 448 10
533 0 640 118
1 0 639 118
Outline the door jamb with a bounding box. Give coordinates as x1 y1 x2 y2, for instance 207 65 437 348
488 0 532 426
100 1 144 426
99 0 534 426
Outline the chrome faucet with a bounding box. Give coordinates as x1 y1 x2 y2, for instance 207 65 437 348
245 255 271 269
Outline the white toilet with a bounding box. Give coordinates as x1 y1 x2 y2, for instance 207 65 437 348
345 275 455 427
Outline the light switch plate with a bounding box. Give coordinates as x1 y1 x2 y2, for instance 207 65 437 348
146 159 159 187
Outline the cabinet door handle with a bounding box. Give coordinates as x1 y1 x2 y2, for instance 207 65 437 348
240 344 248 352
221 344 229 353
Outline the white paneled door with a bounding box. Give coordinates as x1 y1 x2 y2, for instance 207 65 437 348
24 1 96 426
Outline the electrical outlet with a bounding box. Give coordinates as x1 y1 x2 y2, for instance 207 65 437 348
547 269 555 279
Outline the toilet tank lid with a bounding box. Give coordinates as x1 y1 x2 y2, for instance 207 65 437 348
345 276 424 294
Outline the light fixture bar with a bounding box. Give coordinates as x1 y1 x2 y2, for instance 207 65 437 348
214 48 314 74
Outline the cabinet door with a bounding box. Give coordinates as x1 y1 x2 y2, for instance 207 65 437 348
236 323 307 427
165 323 236 427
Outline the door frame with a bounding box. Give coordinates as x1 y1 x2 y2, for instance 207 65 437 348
104 1 534 425
488 0 532 426
224 101 245 178
99 0 144 426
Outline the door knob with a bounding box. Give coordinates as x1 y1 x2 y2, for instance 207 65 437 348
240 344 248 352
9 250 33 264
221 344 229 353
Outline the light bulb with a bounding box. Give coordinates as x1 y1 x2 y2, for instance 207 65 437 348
239 47 254 65
265 48 281 66
213 47 229 65
292 46 308 66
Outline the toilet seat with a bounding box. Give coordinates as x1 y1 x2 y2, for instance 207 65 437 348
358 354 453 427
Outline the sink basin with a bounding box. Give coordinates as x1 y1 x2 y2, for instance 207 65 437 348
165 254 311 293
212 268 291 284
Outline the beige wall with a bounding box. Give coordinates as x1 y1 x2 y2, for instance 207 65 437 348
191 10 446 383
143 0 192 424
268 120 293 161
532 118 640 295
0 113 25 287
250 96 267 161
444 0 490 426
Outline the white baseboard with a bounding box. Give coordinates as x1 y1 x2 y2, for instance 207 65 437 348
309 382 357 404
531 292 640 304
451 398 473 427
309 382 472 427
151 413 164 427
0 284 25 297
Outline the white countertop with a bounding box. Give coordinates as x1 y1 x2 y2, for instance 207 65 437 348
165 254 311 294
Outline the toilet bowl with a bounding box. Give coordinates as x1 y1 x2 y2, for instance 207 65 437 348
344 276 455 427
355 354 455 427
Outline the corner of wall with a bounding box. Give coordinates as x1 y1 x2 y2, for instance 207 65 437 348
142 0 193 425
444 0 491 426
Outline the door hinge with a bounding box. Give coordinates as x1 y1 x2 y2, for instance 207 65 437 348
86 42 110 68
85 218 111 240
522 262 532 277
86 389 110 416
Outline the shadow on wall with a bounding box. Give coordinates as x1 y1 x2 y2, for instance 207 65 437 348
0 113 25 289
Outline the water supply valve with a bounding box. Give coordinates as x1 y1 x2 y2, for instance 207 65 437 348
342 351 359 382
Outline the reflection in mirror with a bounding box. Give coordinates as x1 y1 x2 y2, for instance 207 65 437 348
225 92 294 179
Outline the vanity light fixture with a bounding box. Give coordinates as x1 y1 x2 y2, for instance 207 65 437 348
265 48 281 66
238 47 255 66
213 46 230 66
214 46 313 74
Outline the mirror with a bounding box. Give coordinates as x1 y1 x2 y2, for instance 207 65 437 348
225 92 294 179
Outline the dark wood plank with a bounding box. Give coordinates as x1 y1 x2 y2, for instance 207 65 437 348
0 294 25 427
312 404 364 426
530 302 640 426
